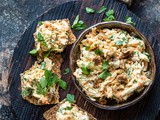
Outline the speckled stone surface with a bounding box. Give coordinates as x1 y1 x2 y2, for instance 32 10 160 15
0 0 159 119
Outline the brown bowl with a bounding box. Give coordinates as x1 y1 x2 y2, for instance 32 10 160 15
69 21 156 110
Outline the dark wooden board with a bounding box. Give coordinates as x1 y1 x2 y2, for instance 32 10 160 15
8 0 160 120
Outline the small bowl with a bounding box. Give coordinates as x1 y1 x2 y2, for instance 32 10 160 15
69 21 156 110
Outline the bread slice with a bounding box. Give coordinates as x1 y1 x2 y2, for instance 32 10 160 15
34 19 76 60
20 54 63 105
43 100 97 120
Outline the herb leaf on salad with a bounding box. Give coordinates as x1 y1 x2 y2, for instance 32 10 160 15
81 64 90 75
29 49 38 56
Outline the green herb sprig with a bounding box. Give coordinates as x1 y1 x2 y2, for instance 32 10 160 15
72 15 87 31
86 7 95 14
125 16 136 26
66 94 75 103
64 68 70 74
103 9 115 22
98 60 111 80
97 6 107 13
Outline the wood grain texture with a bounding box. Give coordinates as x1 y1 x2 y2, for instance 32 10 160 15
8 0 160 120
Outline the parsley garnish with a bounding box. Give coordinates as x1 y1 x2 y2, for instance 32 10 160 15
98 70 111 80
86 7 95 14
44 48 54 57
133 80 137 84
72 15 87 31
115 37 127 46
21 88 33 97
81 64 90 75
29 49 38 56
40 61 46 69
102 60 109 70
125 16 136 26
38 21 43 26
39 78 47 88
36 69 67 95
103 9 115 22
97 6 107 13
66 106 73 110
87 62 94 69
64 68 70 74
98 60 111 80
37 32 44 41
94 49 103 55
58 79 67 90
66 94 75 103
85 46 90 51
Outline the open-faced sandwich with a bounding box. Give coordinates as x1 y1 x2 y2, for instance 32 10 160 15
33 19 76 60
74 27 151 104
43 94 97 120
20 53 67 105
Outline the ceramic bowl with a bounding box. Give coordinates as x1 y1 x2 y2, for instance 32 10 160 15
70 21 156 110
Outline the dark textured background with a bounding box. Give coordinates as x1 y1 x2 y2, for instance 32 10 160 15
0 0 160 119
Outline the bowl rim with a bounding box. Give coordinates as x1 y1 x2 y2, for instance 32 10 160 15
69 21 156 110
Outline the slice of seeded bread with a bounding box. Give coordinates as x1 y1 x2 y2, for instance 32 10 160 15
34 19 76 61
20 53 63 105
43 100 97 120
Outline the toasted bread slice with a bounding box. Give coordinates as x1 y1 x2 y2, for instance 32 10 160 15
20 54 63 105
43 100 97 120
34 19 76 60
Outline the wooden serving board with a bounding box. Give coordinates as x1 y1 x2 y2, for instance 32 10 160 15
8 0 160 119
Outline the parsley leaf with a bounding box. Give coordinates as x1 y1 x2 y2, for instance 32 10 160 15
44 69 58 88
94 49 103 55
29 49 38 56
72 15 87 31
85 46 90 51
38 21 43 26
98 70 111 80
37 32 44 41
133 80 137 84
81 64 90 75
66 106 73 110
103 9 115 22
115 37 127 46
66 94 75 103
36 83 47 95
36 70 59 95
39 78 47 88
44 48 54 57
97 6 107 13
86 7 95 14
105 9 114 16
58 79 67 90
40 61 46 69
102 60 109 70
87 62 94 69
125 16 136 26
64 68 70 74
21 88 32 97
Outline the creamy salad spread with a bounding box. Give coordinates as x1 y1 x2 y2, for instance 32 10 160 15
56 101 89 120
21 57 57 104
74 27 151 104
34 19 73 53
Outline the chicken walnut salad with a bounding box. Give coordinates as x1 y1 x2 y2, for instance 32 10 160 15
74 27 151 104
